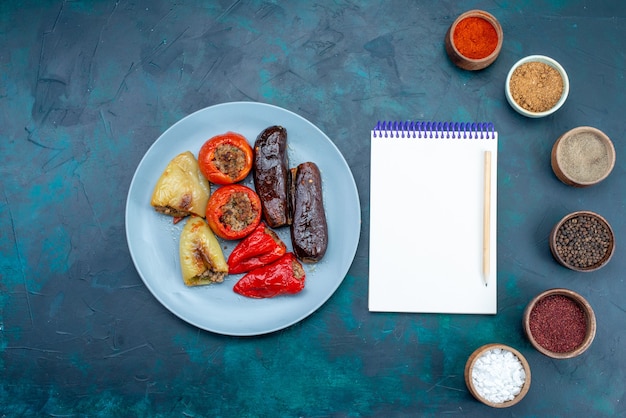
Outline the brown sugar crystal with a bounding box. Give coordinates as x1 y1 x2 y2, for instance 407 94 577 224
509 61 563 112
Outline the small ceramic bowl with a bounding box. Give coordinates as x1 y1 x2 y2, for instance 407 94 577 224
523 288 596 359
445 10 503 71
551 126 616 187
505 55 569 117
465 343 531 408
550 210 615 272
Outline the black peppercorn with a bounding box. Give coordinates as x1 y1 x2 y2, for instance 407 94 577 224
554 214 612 269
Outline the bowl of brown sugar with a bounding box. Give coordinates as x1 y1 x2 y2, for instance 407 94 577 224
551 126 616 187
549 210 615 272
505 55 569 117
523 288 596 359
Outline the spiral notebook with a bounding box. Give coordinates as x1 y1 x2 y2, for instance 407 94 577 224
369 121 498 314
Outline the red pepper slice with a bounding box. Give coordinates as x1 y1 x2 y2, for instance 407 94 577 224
227 222 287 274
205 184 262 240
233 252 305 298
198 132 253 185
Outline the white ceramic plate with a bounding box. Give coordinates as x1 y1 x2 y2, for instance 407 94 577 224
125 102 361 336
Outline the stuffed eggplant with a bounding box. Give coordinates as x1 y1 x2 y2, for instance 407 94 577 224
253 125 290 228
290 162 328 263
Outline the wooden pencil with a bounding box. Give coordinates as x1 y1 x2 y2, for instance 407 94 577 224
483 150 492 286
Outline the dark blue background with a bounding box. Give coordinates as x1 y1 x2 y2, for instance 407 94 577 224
2 1 625 416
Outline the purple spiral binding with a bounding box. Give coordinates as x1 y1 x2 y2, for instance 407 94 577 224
373 121 495 139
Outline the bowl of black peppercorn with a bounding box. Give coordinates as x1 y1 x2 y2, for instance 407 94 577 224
550 211 615 272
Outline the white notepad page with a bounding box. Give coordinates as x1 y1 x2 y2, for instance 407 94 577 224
368 123 498 314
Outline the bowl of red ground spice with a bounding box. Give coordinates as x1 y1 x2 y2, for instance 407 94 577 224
505 55 569 117
523 288 596 359
445 10 503 71
549 210 615 272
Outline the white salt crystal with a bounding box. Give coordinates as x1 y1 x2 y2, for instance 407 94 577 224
471 348 526 404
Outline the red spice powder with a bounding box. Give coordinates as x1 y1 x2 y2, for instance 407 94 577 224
453 17 498 59
529 294 587 353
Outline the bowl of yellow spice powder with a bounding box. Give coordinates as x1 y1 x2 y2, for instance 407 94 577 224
505 55 569 117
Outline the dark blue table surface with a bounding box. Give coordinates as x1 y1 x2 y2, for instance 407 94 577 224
2 1 626 416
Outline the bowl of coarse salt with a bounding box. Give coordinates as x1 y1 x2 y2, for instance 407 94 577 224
465 343 531 408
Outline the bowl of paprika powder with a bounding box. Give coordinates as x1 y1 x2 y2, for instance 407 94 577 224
523 288 596 359
445 10 503 71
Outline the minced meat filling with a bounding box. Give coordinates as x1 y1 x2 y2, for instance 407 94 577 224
219 191 256 231
194 248 225 283
213 144 246 179
154 205 189 217
291 259 305 280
